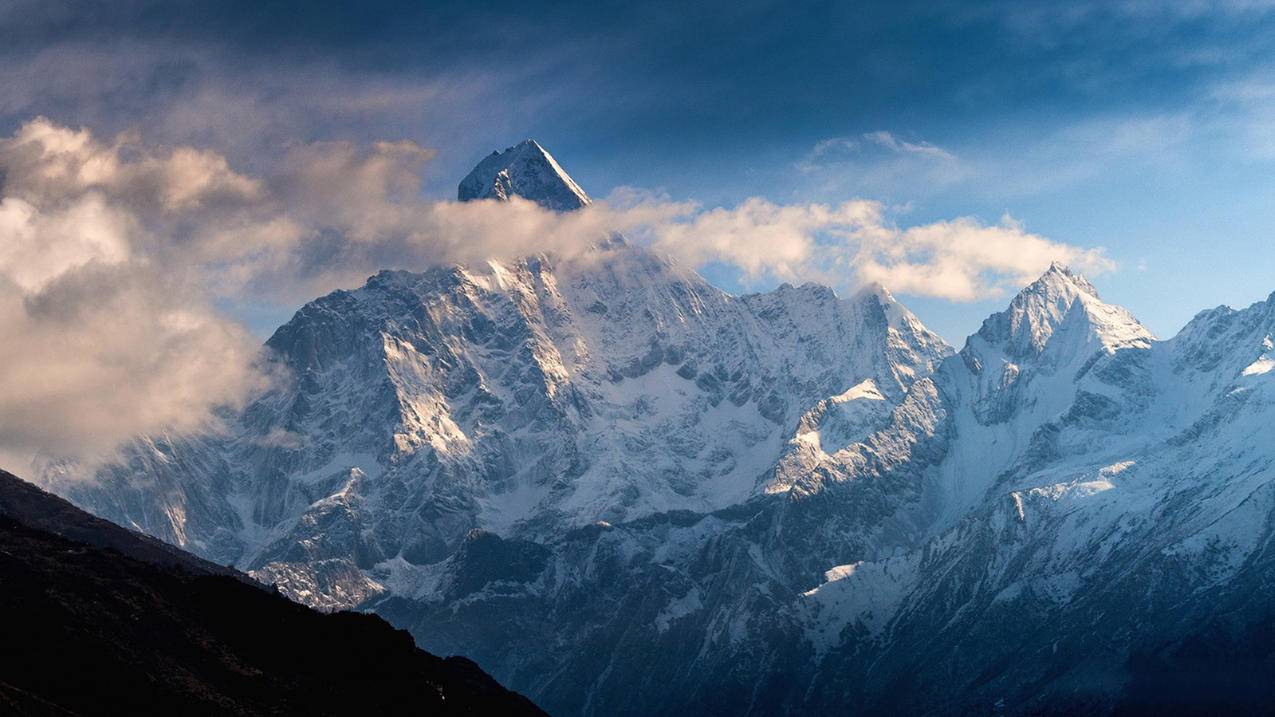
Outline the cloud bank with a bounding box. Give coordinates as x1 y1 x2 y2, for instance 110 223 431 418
0 118 1113 462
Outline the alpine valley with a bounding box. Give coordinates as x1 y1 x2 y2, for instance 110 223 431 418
38 141 1275 715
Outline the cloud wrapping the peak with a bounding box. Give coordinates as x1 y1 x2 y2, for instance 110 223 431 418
635 196 1111 301
0 118 1114 462
853 215 1115 301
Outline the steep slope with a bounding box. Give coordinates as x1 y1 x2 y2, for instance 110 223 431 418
0 469 545 717
0 464 243 580
371 264 1161 714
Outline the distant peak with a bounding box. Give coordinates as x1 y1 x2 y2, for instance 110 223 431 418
458 139 591 212
972 262 1149 358
1019 262 1100 300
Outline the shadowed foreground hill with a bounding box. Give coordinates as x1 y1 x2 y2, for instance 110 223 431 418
0 469 545 716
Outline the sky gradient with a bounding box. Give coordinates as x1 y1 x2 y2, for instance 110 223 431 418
4 0 1275 344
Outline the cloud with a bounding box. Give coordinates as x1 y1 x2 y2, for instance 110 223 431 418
800 131 956 170
794 131 965 195
635 196 1112 301
810 136 859 157
955 112 1195 198
0 266 270 460
0 194 131 291
797 112 1199 206
645 197 877 281
0 118 1114 463
0 118 263 211
960 0 1275 49
0 119 273 463
851 214 1115 301
863 131 956 161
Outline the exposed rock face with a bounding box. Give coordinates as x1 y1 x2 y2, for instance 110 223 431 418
37 142 1275 715
458 139 591 211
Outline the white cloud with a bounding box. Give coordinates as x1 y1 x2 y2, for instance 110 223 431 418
794 131 966 194
0 118 263 212
863 131 956 161
0 194 131 291
0 118 1115 462
0 265 269 460
646 197 877 281
800 131 956 168
810 136 859 157
851 214 1115 301
634 196 1111 301
0 119 271 462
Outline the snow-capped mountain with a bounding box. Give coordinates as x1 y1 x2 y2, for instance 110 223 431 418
794 274 1275 713
458 139 591 210
47 141 949 610
38 142 1275 715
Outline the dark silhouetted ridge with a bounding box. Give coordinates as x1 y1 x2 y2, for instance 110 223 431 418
0 469 546 716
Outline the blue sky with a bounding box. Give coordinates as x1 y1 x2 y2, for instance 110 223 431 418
3 0 1275 342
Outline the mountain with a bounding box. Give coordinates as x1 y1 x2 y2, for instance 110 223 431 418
0 469 545 716
35 142 1275 715
791 273 1275 714
45 153 950 611
458 139 591 211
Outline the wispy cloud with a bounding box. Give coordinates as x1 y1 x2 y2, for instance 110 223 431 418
959 112 1195 197
862 131 956 160
801 131 956 169
792 131 968 198
810 136 859 157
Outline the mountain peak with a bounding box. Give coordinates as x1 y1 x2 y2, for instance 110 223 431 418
853 281 906 324
458 139 591 211
1025 262 1100 299
973 263 1150 359
854 280 892 301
